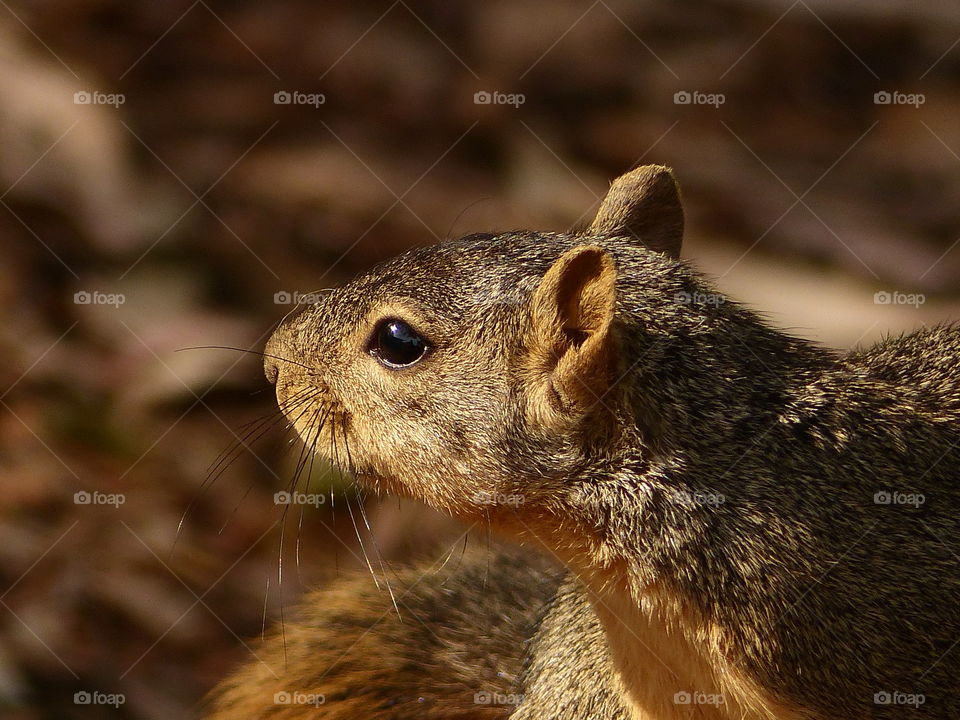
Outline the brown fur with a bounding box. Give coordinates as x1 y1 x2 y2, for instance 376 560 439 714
214 165 960 718
205 547 565 719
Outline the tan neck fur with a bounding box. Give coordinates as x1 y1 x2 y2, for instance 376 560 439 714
582 567 816 720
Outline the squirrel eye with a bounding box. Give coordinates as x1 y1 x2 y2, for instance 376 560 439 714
369 319 429 368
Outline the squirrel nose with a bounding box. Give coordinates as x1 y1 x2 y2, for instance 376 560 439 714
263 329 288 385
264 298 317 386
264 357 280 385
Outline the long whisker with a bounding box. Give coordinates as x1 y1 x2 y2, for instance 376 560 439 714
485 513 492 588
214 388 317 535
204 394 317 504
207 386 315 466
277 405 322 668
219 481 255 535
288 406 331 493
219 391 321 666
434 532 472 579
261 576 270 641
445 195 491 239
342 415 400 618
204 387 318 486
295 503 306 586
294 404 327 586
175 345 314 372
334 421 385 595
344 492 380 587
356 496 400 617
436 519 470 585
200 385 317 494
171 388 320 557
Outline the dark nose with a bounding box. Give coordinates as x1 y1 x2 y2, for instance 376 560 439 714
263 326 288 385
264 356 280 384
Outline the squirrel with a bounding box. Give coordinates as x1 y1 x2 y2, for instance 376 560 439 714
208 165 960 719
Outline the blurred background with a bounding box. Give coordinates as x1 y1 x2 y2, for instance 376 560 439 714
1 1 959 717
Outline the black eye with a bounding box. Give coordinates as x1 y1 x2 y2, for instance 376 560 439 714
369 319 429 368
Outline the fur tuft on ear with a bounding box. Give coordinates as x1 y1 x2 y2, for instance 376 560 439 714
525 245 619 428
587 164 683 258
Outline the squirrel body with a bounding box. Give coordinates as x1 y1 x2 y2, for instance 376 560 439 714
211 166 960 718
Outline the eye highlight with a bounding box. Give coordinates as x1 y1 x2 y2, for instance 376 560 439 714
368 319 430 368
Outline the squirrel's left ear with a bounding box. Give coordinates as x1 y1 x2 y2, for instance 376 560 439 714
587 164 683 259
524 245 618 429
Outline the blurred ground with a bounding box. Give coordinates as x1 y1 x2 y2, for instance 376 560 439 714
0 1 958 718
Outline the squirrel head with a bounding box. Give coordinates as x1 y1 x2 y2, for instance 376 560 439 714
265 165 685 524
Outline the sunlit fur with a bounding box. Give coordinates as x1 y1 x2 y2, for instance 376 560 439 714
250 166 959 719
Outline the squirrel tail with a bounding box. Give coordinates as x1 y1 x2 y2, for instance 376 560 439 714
203 547 562 719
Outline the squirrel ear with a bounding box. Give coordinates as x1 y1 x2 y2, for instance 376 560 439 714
525 245 618 426
587 164 683 259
